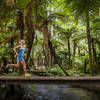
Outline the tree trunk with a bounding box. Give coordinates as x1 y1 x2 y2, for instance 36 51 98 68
83 59 88 74
26 32 35 64
86 17 93 75
50 52 54 67
43 47 49 69
24 0 35 65
30 56 37 70
48 40 69 76
92 38 98 74
41 18 69 76
72 40 77 69
16 11 24 39
10 38 14 63
20 23 24 39
19 12 24 39
2 57 8 73
67 36 71 66
31 46 36 70
78 47 80 56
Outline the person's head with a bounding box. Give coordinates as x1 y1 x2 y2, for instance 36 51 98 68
19 40 25 45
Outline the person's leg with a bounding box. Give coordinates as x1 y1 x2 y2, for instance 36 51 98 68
20 60 27 74
8 61 19 67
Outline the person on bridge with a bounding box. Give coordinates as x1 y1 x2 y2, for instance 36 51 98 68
6 39 31 77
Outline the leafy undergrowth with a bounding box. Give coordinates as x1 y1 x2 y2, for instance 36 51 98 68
48 67 66 76
29 66 90 76
2 72 24 76
66 70 90 76
45 65 90 76
1 67 91 77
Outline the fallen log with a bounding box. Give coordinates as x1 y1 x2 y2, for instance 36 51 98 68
0 76 100 85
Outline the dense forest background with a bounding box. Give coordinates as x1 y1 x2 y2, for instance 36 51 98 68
0 0 100 76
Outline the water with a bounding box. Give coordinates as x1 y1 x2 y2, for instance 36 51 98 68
0 84 100 100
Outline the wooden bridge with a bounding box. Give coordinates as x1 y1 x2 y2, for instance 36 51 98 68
0 76 100 85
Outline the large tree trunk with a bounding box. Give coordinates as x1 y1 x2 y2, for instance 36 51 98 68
31 45 36 70
26 32 35 64
92 38 98 74
20 23 24 39
2 57 8 73
67 36 71 66
72 40 77 69
10 38 14 63
41 19 69 75
24 0 35 65
42 20 50 68
83 59 88 74
16 11 24 39
41 20 69 75
86 16 93 75
48 40 69 76
43 46 49 69
78 47 80 57
19 12 24 39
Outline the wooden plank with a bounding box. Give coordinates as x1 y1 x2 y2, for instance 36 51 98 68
0 76 100 84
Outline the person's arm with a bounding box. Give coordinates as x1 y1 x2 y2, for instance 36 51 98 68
13 45 21 56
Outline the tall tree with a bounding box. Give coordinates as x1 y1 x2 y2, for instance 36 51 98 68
66 0 100 75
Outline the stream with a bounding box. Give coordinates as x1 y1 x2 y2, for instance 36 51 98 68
0 84 100 100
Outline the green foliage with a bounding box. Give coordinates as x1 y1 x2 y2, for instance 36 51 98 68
49 64 66 76
15 0 31 9
91 16 100 40
65 0 100 20
0 0 100 76
0 43 12 60
66 70 80 76
2 72 23 76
